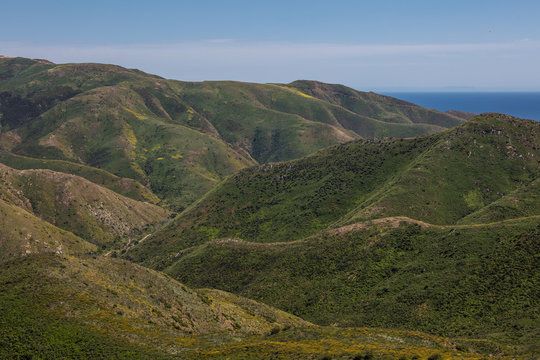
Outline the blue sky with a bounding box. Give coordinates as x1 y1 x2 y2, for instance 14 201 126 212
2 0 540 91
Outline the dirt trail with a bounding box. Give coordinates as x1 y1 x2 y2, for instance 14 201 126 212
196 215 540 250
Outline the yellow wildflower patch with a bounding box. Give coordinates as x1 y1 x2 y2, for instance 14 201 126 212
122 107 147 120
186 108 195 121
121 123 137 147
285 87 316 99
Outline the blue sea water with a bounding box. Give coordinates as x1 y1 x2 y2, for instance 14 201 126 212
382 92 540 121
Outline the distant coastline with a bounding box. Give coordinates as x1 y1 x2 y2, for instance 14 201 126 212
382 92 540 121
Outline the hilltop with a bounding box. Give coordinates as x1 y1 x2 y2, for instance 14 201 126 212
0 57 465 210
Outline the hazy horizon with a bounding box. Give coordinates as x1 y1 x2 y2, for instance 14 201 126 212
2 1 539 92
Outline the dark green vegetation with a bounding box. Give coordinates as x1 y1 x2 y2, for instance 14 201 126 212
0 56 465 210
165 218 539 346
128 114 539 350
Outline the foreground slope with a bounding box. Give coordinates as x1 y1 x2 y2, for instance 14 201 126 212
0 56 463 209
0 254 308 358
0 253 510 359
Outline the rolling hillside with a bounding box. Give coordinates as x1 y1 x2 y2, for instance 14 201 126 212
0 56 464 210
0 198 97 263
288 80 466 128
0 151 160 203
128 114 538 260
127 114 539 346
1 57 536 358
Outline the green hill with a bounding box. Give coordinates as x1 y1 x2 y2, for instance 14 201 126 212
336 114 538 226
0 57 464 210
127 114 539 347
0 163 169 248
127 114 538 264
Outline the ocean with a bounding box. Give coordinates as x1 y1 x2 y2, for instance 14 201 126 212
382 92 540 122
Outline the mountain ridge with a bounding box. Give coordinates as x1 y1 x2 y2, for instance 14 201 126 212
1 56 465 210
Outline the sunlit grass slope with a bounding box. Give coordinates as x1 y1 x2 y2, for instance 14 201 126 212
0 198 96 263
0 151 159 203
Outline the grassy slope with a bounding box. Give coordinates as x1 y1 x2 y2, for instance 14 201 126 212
168 80 360 162
0 151 159 203
457 178 540 224
1 57 463 209
0 163 169 248
0 198 97 263
0 253 509 359
128 114 538 268
338 114 539 226
288 80 465 128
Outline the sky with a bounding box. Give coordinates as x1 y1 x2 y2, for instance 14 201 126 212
2 0 540 91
